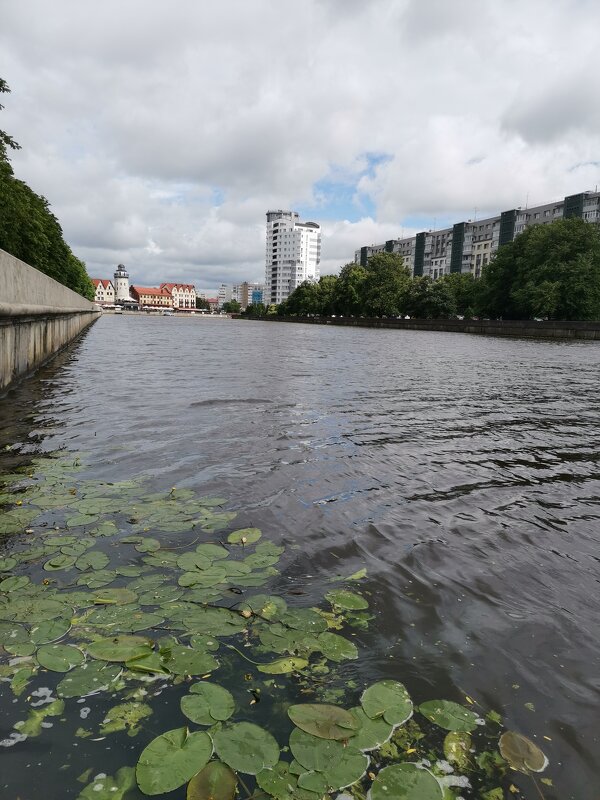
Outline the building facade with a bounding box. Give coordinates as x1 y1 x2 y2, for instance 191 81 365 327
265 210 321 305
231 282 264 309
160 283 197 309
130 286 173 308
113 264 131 303
91 279 115 306
355 190 600 279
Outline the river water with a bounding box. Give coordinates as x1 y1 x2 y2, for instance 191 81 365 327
1 315 599 798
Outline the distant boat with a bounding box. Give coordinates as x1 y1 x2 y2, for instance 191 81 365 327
114 305 123 314
162 310 174 316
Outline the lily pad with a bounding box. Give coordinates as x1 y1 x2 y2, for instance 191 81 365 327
181 682 235 725
289 728 363 779
187 761 237 800
93 587 138 605
227 527 262 544
349 707 394 751
14 698 65 737
325 590 368 610
78 767 136 800
213 722 280 774
258 656 309 674
57 661 121 698
36 643 85 672
100 701 152 736
0 576 30 592
443 731 472 770
361 680 413 726
76 550 110 571
499 731 548 773
0 620 29 647
43 554 77 571
257 762 298 800
31 618 71 645
86 635 153 662
370 764 442 800
136 727 213 796
163 646 219 676
317 632 358 662
288 703 360 740
419 700 478 732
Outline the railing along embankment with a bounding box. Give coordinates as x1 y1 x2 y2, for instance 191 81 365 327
0 249 100 392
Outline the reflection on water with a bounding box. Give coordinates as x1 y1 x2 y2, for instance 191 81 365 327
1 315 600 798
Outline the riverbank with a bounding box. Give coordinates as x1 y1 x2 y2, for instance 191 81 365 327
0 249 100 392
245 314 600 339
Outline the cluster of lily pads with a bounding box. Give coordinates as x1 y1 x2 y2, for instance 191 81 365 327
0 453 550 799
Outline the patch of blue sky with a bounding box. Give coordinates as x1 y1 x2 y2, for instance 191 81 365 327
296 151 392 222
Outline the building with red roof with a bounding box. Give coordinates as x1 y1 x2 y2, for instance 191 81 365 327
160 283 197 309
131 286 173 308
92 278 115 306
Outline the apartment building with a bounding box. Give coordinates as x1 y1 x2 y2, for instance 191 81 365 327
355 190 600 279
160 283 197 309
265 210 321 304
231 282 264 310
91 279 115 306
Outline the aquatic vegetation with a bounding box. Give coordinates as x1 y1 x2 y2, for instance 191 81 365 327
0 453 550 798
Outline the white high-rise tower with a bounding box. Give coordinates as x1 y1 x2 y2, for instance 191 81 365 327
265 211 321 305
113 264 130 304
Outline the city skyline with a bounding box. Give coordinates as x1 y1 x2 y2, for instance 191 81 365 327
2 1 599 295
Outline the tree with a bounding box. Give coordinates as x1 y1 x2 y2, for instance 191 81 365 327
438 273 477 316
332 262 368 316
283 280 322 316
317 274 338 316
222 299 241 313
478 217 600 320
243 302 266 317
363 252 411 317
195 296 210 310
0 79 94 300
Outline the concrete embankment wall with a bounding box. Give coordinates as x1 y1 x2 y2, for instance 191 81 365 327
249 315 600 340
0 249 100 392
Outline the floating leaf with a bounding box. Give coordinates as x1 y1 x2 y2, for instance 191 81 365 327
281 609 328 633
57 661 121 698
361 681 413 726
86 635 153 662
163 645 219 676
317 632 358 662
75 550 110 571
100 701 152 736
31 618 71 645
288 703 359 740
419 700 478 732
187 761 237 800
370 763 442 800
256 762 298 800
36 643 85 672
14 698 65 737
325 590 368 610
93 587 138 605
227 527 262 544
0 556 17 571
213 722 279 774
289 728 367 788
77 767 136 800
181 682 235 725
349 707 394 751
126 651 171 675
443 731 472 770
43 554 76 571
0 576 30 592
135 537 161 553
0 620 29 647
258 656 309 674
499 731 548 773
136 728 213 796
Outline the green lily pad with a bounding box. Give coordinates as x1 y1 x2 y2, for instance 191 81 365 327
361 680 413 725
181 682 235 725
163 646 219 676
0 576 30 592
499 731 548 773
258 656 309 674
0 556 17 571
43 554 77 571
187 761 237 800
178 565 227 588
195 543 230 560
36 643 85 672
227 527 262 544
31 618 71 645
77 570 117 588
86 635 153 662
239 594 287 620
0 621 29 646
256 762 298 800
213 722 279 774
325 590 368 610
76 550 110 571
281 609 328 633
14 698 65 737
100 701 152 736
349 706 394 751
135 537 161 553
93 587 138 605
443 731 472 770
370 764 442 800
57 661 121 698
78 767 136 800
288 703 360 740
419 700 478 732
289 728 365 784
136 727 213 796
126 651 171 675
317 632 358 662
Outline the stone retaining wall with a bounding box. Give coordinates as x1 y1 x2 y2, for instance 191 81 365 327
0 249 100 392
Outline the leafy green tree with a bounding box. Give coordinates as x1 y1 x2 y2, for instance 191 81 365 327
332 263 368 316
478 217 600 320
0 79 94 300
222 299 241 313
404 276 456 318
195 296 210 310
438 273 477 316
317 274 338 316
363 252 411 317
242 302 266 317
284 280 322 316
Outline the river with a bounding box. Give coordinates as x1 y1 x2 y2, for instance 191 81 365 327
1 314 599 799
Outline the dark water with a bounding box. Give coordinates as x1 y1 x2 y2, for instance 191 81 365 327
1 314 600 798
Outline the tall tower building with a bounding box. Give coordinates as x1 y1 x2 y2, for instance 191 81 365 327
265 211 321 305
113 264 130 303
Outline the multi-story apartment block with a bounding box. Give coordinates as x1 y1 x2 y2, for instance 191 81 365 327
91 279 115 306
231 282 265 310
217 284 232 308
355 190 600 279
265 210 321 305
160 283 197 309
131 286 173 308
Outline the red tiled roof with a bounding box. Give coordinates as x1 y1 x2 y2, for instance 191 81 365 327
160 283 196 292
132 286 171 297
92 279 113 289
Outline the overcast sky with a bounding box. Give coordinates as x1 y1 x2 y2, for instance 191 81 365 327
1 0 599 294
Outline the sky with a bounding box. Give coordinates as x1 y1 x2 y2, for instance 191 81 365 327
1 0 600 295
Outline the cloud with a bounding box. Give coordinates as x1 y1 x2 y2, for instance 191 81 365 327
1 0 599 292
